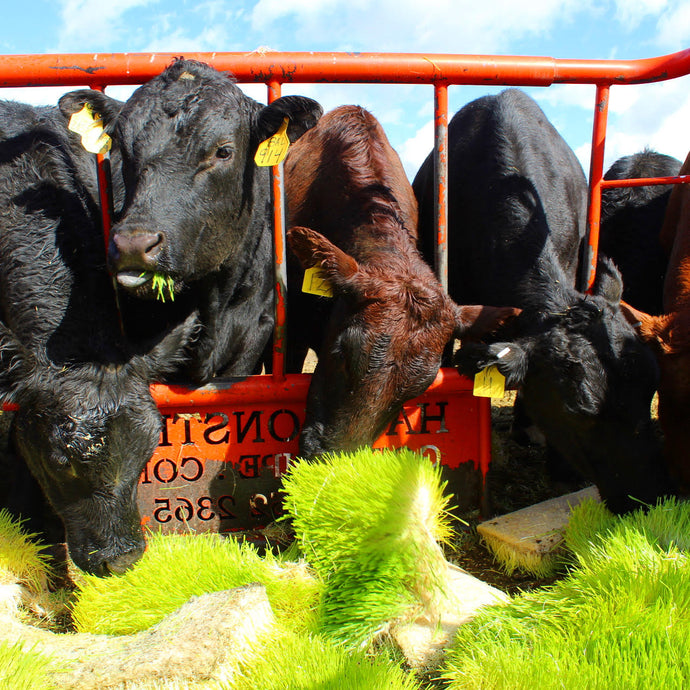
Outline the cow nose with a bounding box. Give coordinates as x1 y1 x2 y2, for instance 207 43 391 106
104 544 145 575
112 231 164 265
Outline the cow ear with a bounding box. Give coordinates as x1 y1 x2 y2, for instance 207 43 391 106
287 226 359 292
591 257 623 305
454 340 528 387
620 301 674 352
58 89 124 128
255 96 323 144
452 304 522 341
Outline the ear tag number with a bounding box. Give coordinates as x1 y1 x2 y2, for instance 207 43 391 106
302 266 333 298
68 104 112 155
254 117 290 167
473 365 505 398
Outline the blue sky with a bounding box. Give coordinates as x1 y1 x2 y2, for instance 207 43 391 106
2 0 689 180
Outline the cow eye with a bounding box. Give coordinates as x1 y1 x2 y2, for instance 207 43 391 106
215 144 233 160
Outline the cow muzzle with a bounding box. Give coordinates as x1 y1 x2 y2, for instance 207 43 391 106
71 539 146 577
104 544 146 575
110 231 164 274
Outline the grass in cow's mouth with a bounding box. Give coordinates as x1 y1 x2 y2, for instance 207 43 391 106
139 272 175 302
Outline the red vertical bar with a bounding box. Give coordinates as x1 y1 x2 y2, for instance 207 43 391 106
434 82 449 291
581 83 610 293
478 395 492 517
90 83 114 256
478 396 491 479
267 80 287 381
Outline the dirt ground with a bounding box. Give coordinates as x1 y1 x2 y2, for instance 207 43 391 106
440 392 588 594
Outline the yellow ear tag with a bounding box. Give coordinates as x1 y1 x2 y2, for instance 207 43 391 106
473 365 506 398
302 266 333 298
254 116 290 167
68 104 112 155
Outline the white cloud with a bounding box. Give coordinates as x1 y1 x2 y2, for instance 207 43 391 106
0 87 74 106
604 85 641 115
613 0 667 31
251 0 588 53
252 0 341 19
55 0 158 52
572 77 690 176
399 121 434 181
103 85 138 103
607 78 690 161
648 90 690 157
140 25 227 53
534 84 596 112
656 1 690 49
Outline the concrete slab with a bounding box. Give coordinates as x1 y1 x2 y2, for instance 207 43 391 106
477 486 600 577
390 562 508 672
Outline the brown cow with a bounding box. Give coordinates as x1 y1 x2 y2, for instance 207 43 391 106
621 149 690 493
285 105 519 457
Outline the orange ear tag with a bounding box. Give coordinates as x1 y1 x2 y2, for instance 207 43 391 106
302 267 333 298
254 116 290 167
473 366 506 398
68 104 112 154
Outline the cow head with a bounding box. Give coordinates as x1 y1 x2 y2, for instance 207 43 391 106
455 260 672 514
95 59 321 299
0 317 197 576
620 301 690 494
288 225 520 457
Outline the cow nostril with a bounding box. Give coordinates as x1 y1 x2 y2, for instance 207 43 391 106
144 233 164 257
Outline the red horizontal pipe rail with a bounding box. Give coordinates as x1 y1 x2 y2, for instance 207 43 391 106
601 174 690 189
0 49 689 88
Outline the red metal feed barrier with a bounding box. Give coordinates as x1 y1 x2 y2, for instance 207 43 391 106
1 49 690 533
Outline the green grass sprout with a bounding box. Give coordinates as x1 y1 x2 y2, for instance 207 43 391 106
0 508 52 597
441 497 690 689
71 532 321 636
228 627 422 690
0 640 64 690
282 447 453 650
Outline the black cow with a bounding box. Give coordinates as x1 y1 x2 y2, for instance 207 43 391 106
0 93 197 575
600 149 682 316
75 59 322 383
413 88 673 514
